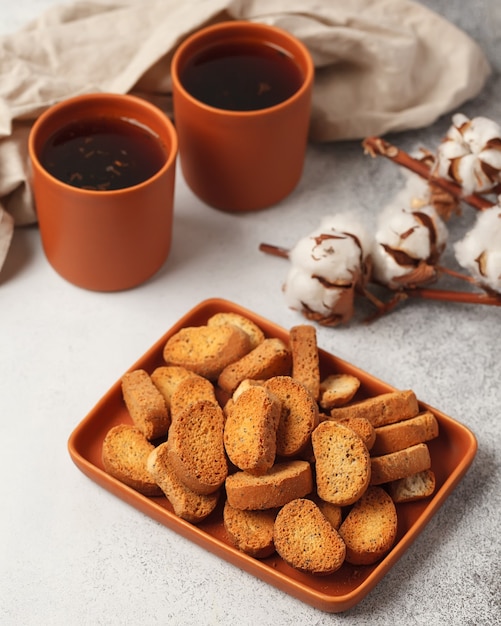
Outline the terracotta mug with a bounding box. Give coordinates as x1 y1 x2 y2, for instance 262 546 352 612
171 21 314 212
28 93 178 291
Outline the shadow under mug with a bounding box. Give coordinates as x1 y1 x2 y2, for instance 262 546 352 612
171 21 314 212
28 93 178 291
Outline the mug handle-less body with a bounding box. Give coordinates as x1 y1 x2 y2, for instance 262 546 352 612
29 93 178 291
171 21 314 213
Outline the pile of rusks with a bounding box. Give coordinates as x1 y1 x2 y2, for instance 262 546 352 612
102 311 439 576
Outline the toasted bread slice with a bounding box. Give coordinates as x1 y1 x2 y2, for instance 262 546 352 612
168 399 228 494
274 498 346 575
263 375 319 457
370 442 431 485
163 324 252 380
207 312 265 350
218 338 292 395
223 379 264 417
388 469 436 503
169 374 219 424
332 416 376 451
289 324 320 401
102 424 162 496
232 378 265 402
312 420 371 506
223 501 277 558
147 442 219 523
225 460 313 510
329 389 419 427
317 500 343 530
121 369 170 440
339 486 397 565
319 373 361 410
150 365 200 407
224 386 281 475
371 411 439 456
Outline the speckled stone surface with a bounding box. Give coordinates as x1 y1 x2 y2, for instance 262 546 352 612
1 1 500 625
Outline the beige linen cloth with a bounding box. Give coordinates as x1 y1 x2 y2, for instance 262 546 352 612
0 0 491 272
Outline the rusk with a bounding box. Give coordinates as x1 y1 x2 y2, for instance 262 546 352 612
274 498 346 575
370 442 431 485
207 312 265 350
388 469 436 503
371 411 439 456
162 324 252 380
223 501 276 558
329 389 419 427
263 375 319 457
169 374 219 424
121 369 170 440
312 420 371 506
151 365 200 407
317 500 343 530
168 399 228 494
339 486 397 565
224 386 281 475
332 416 376 450
218 338 292 394
147 441 219 523
289 324 320 401
101 424 162 496
225 460 313 510
319 373 361 410
231 378 265 402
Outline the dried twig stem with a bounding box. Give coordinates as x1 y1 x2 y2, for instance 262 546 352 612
258 243 289 259
362 136 495 211
436 265 478 285
404 288 501 307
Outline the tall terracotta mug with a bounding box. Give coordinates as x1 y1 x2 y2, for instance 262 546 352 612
28 93 178 291
171 21 314 212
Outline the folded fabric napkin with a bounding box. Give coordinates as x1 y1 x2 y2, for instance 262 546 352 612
0 0 491 271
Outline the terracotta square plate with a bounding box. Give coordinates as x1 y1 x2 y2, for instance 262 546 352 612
68 298 477 612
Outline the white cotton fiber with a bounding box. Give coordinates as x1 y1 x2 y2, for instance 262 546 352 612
371 186 448 289
283 213 370 323
288 213 370 284
434 113 501 194
283 266 342 315
454 204 501 292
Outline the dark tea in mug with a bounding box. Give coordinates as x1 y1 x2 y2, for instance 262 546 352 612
180 40 304 111
40 117 167 191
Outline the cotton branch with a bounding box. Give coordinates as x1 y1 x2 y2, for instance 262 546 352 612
362 136 495 212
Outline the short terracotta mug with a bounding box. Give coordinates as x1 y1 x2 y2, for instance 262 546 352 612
28 93 178 291
171 21 314 212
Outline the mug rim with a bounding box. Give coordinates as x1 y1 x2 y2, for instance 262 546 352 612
28 92 178 196
171 20 315 118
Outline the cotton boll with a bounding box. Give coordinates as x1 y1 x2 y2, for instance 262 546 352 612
434 113 501 194
284 266 343 315
317 212 373 259
460 114 501 156
382 204 447 259
403 150 460 220
288 228 359 284
397 169 433 206
371 237 411 288
288 216 368 285
283 214 370 325
283 266 355 326
371 200 448 290
454 204 501 293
